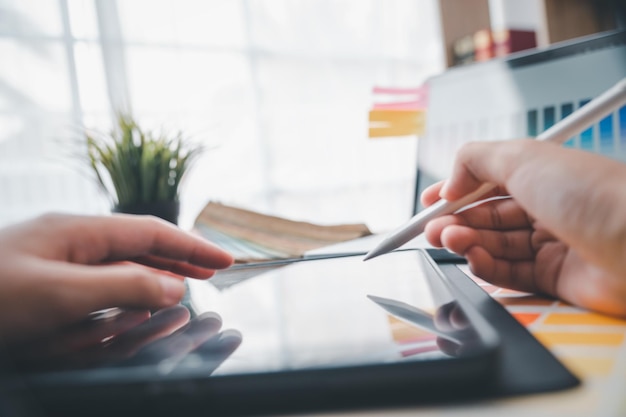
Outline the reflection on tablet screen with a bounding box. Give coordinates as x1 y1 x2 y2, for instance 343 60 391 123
4 250 495 383
5 305 241 377
188 249 494 375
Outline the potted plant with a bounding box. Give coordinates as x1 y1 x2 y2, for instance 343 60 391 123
84 113 202 224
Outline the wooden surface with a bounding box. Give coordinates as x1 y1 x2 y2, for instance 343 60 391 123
542 0 618 44
437 0 621 68
438 0 491 67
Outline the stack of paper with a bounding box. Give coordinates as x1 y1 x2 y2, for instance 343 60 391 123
193 201 372 263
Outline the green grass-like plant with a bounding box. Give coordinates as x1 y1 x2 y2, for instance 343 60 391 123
86 113 202 207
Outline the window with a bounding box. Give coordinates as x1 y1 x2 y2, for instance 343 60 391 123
0 0 444 231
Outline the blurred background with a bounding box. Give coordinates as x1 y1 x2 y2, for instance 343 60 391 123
0 0 622 232
0 0 445 231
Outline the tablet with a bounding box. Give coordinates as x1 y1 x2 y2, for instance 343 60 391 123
0 249 500 416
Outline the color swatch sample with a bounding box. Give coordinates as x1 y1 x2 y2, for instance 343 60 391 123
369 85 428 138
526 100 626 158
620 106 626 148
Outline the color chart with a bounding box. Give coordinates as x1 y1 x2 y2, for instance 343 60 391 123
527 101 626 159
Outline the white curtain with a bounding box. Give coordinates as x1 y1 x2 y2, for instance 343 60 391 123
0 0 444 231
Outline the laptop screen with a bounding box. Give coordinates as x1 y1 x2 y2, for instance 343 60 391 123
414 29 626 214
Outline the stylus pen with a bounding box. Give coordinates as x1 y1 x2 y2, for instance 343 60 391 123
364 77 626 261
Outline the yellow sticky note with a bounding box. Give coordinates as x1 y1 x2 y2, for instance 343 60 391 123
368 109 426 138
368 109 424 124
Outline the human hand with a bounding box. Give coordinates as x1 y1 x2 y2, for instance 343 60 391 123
0 213 233 343
422 139 626 317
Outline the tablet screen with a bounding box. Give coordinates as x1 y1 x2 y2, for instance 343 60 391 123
4 250 497 384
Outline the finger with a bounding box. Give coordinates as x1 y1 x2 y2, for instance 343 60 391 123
39 214 233 269
47 263 188 321
176 329 243 374
107 305 191 361
421 180 506 208
454 198 532 229
436 337 462 357
197 329 242 355
131 254 219 279
434 302 470 332
439 141 527 202
424 199 532 247
178 312 223 343
463 245 541 294
421 180 446 207
439 224 535 261
433 302 459 333
125 313 221 366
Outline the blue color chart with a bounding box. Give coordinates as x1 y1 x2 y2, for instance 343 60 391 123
528 100 626 159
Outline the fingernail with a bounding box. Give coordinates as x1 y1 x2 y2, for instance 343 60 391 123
160 277 185 305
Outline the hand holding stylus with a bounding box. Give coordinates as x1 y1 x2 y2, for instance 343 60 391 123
364 78 626 318
364 78 626 261
418 137 626 317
